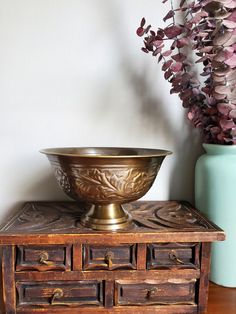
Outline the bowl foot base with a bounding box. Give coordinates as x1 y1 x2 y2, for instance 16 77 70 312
80 203 132 231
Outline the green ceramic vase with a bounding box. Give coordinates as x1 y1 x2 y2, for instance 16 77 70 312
195 143 236 287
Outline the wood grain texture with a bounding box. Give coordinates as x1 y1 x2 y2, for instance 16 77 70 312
15 269 200 281
136 243 146 270
16 304 198 314
198 243 211 313
2 246 16 314
72 243 82 271
207 282 236 314
0 201 225 244
0 201 226 314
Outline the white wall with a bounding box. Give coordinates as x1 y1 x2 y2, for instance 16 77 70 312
0 0 203 222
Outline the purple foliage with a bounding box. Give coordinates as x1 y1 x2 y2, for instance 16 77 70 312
137 0 236 144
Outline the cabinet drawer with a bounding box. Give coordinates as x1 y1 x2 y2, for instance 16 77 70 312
147 243 200 269
115 279 196 306
16 245 71 271
16 280 104 307
83 244 137 270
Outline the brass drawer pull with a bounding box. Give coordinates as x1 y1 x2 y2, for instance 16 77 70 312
105 251 114 268
51 288 64 305
147 287 158 298
39 252 55 266
169 250 185 265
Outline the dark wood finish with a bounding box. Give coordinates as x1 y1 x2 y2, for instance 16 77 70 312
16 245 71 271
72 243 82 270
0 201 225 314
16 280 103 307
115 279 196 306
16 305 198 314
105 280 114 308
0 201 225 244
83 244 137 270
15 269 200 281
2 246 16 314
147 243 200 270
198 243 212 313
207 282 236 314
137 243 147 270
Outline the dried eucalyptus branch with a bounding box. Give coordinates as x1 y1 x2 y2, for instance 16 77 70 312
137 0 236 144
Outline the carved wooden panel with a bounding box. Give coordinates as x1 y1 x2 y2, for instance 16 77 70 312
0 201 224 238
147 243 201 270
16 245 71 272
83 244 137 270
114 279 196 306
16 280 104 307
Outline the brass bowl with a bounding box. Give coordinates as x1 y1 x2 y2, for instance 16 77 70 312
40 147 171 231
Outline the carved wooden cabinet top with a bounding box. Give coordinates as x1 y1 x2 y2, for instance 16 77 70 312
0 201 225 245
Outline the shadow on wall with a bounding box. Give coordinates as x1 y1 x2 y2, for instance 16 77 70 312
89 1 203 202
128 64 203 202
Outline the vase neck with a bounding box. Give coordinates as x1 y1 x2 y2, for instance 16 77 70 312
203 144 236 155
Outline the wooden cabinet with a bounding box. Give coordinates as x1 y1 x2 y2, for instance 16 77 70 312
0 201 225 313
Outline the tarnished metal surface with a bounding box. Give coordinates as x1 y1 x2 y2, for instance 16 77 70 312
40 147 171 231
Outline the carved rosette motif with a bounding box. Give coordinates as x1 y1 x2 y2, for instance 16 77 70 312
127 202 209 230
69 163 160 203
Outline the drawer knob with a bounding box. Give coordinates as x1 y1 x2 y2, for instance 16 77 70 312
169 250 185 265
51 288 64 305
39 252 55 266
105 251 114 268
147 287 158 298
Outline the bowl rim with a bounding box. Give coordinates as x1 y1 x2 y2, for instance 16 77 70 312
40 147 172 158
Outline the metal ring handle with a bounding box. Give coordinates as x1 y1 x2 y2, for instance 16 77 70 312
169 250 185 265
39 252 55 266
51 288 64 305
105 251 115 268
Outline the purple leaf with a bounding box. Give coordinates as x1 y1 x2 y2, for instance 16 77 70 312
140 18 146 27
137 27 145 37
213 31 232 46
225 55 236 67
220 119 235 130
210 127 221 135
223 19 236 28
170 62 183 72
141 47 149 53
171 53 186 62
229 109 236 119
199 46 213 53
163 10 175 22
176 38 189 48
213 91 227 100
158 54 163 62
217 103 235 115
162 59 173 71
164 69 173 80
162 49 172 57
228 10 236 22
215 85 231 94
164 25 183 39
152 40 163 47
